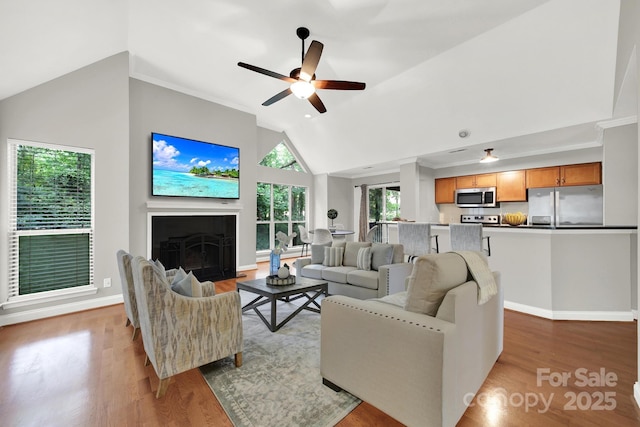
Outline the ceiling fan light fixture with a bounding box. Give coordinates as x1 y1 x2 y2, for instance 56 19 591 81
480 148 499 163
290 80 315 99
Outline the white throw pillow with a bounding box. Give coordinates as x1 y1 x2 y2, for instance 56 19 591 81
356 247 372 271
323 247 344 267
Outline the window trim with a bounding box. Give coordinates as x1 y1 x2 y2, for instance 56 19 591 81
4 139 97 309
256 182 308 257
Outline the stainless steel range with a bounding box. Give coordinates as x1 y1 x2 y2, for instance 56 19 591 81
460 214 500 225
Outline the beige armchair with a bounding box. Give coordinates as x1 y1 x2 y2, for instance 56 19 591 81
131 256 243 398
116 250 216 340
321 253 503 426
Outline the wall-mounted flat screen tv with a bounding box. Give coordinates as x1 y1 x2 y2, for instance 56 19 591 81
152 132 240 199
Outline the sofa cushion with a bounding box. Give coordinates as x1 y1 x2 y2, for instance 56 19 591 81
370 244 394 270
343 242 372 267
404 253 468 316
311 242 332 264
356 247 372 271
346 269 379 290
301 264 325 280
323 247 344 267
322 266 357 284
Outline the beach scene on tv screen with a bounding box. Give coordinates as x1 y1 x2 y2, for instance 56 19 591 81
152 133 239 198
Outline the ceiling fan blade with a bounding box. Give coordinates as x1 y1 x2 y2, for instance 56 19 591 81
300 41 323 82
237 62 296 83
313 80 366 90
262 88 292 106
308 93 327 114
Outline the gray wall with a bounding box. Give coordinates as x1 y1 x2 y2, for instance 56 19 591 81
128 79 258 269
603 123 638 225
0 53 130 319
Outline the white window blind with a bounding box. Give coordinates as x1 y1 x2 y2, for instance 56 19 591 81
7 140 95 301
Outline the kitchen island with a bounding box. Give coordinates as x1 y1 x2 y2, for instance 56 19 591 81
432 225 637 321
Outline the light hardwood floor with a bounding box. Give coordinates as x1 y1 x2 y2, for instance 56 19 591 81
0 260 638 426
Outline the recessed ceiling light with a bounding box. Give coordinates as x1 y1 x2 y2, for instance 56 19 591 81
458 129 470 138
448 148 467 154
304 114 311 118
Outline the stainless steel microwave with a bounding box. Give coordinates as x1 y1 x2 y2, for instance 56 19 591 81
455 187 497 208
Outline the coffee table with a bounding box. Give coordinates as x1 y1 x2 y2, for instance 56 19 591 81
236 276 327 332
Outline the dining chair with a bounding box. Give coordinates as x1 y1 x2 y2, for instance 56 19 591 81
298 225 313 256
398 222 439 262
312 228 333 245
449 223 491 256
365 225 382 243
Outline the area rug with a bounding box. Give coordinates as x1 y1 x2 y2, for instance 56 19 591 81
199 298 361 427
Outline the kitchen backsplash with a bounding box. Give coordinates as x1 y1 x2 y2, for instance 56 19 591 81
438 202 529 224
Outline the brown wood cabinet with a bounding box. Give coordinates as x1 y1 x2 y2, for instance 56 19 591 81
455 173 496 189
496 170 526 202
561 162 602 186
435 177 456 204
526 162 601 188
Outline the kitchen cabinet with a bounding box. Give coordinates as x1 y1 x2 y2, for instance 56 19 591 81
496 170 526 202
455 173 496 189
435 177 456 204
526 162 601 188
561 162 602 186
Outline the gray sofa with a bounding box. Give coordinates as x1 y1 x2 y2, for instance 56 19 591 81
321 252 504 427
294 241 413 299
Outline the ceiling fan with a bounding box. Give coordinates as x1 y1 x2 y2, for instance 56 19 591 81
237 27 366 114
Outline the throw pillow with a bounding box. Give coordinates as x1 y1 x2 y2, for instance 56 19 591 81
356 247 372 271
323 247 344 267
343 242 372 267
370 244 394 270
149 259 167 277
404 253 468 316
170 266 187 284
171 270 203 297
311 242 332 264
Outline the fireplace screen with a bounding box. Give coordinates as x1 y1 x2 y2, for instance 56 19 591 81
151 215 236 281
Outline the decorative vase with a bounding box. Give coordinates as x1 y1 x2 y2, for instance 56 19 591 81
269 252 281 276
277 266 290 279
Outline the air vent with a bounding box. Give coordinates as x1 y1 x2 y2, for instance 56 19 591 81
448 148 467 154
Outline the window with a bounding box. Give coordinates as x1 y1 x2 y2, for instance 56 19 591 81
259 142 305 172
256 183 307 251
368 184 401 222
7 140 95 305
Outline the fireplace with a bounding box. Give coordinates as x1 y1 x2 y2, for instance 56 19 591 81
150 214 236 281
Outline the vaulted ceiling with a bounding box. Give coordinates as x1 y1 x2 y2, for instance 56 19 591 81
1 0 633 177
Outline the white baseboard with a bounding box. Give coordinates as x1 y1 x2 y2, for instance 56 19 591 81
238 264 257 272
504 301 634 321
504 301 554 319
635 383 640 409
0 294 124 327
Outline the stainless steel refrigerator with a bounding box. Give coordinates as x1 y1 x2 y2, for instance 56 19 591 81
527 185 603 226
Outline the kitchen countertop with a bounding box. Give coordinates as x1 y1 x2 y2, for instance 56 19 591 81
432 224 637 230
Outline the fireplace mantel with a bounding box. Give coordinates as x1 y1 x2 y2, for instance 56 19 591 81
146 200 243 212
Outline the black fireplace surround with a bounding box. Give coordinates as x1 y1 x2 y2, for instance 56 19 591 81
151 215 236 282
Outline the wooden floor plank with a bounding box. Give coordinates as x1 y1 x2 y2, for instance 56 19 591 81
0 260 637 426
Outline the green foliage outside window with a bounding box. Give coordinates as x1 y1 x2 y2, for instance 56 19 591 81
257 183 271 221
368 185 401 222
273 185 289 221
256 182 307 251
259 142 304 172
